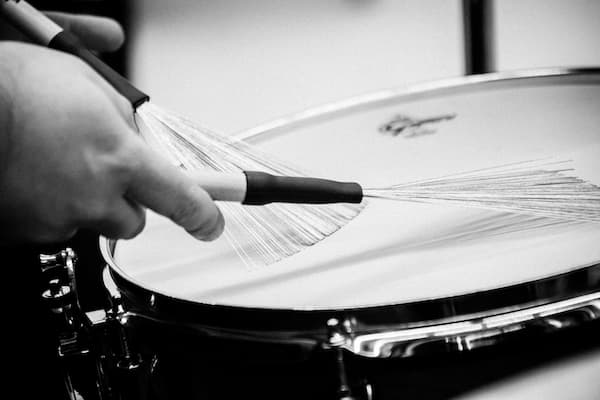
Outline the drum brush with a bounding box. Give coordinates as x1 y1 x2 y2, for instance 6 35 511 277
188 170 362 205
195 159 600 223
0 0 367 267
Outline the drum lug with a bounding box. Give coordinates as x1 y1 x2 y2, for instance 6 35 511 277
40 248 110 400
41 247 81 319
326 318 373 400
88 269 147 399
80 304 147 400
113 304 143 371
39 248 148 400
40 247 77 274
104 301 147 400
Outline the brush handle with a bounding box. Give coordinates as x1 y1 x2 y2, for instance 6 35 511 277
0 0 149 108
243 171 363 205
189 171 364 205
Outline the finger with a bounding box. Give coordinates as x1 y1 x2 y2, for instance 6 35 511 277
86 198 146 240
125 142 225 241
45 12 125 52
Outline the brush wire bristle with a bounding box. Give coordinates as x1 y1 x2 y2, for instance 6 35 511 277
364 160 600 223
135 102 364 268
135 102 600 267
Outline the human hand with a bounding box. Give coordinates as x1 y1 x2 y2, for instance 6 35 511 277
0 42 224 243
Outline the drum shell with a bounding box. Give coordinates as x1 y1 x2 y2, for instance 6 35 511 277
117 302 600 400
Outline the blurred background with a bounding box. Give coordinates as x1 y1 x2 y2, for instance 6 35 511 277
130 0 600 133
30 0 600 134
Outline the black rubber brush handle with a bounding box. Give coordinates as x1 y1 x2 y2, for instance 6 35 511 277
243 171 363 205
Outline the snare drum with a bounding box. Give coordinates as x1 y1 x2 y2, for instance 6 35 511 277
100 68 600 399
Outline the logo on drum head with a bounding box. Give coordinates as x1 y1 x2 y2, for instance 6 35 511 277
380 113 456 138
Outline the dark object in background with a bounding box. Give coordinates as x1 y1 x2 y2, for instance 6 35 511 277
462 0 495 74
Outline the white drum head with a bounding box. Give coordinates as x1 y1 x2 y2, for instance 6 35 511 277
109 71 600 310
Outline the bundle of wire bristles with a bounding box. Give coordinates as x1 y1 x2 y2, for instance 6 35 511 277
136 102 600 267
4 0 600 268
365 159 600 224
136 103 364 267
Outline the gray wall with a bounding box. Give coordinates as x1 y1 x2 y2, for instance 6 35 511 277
128 0 600 134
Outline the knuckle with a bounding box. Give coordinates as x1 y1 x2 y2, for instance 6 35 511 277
80 119 126 156
103 138 142 183
119 138 145 171
93 209 145 240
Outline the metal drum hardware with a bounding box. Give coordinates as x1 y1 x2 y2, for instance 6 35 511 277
327 318 373 400
39 248 147 400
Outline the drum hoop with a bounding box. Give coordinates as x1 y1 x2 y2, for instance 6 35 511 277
102 67 600 337
235 66 600 143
